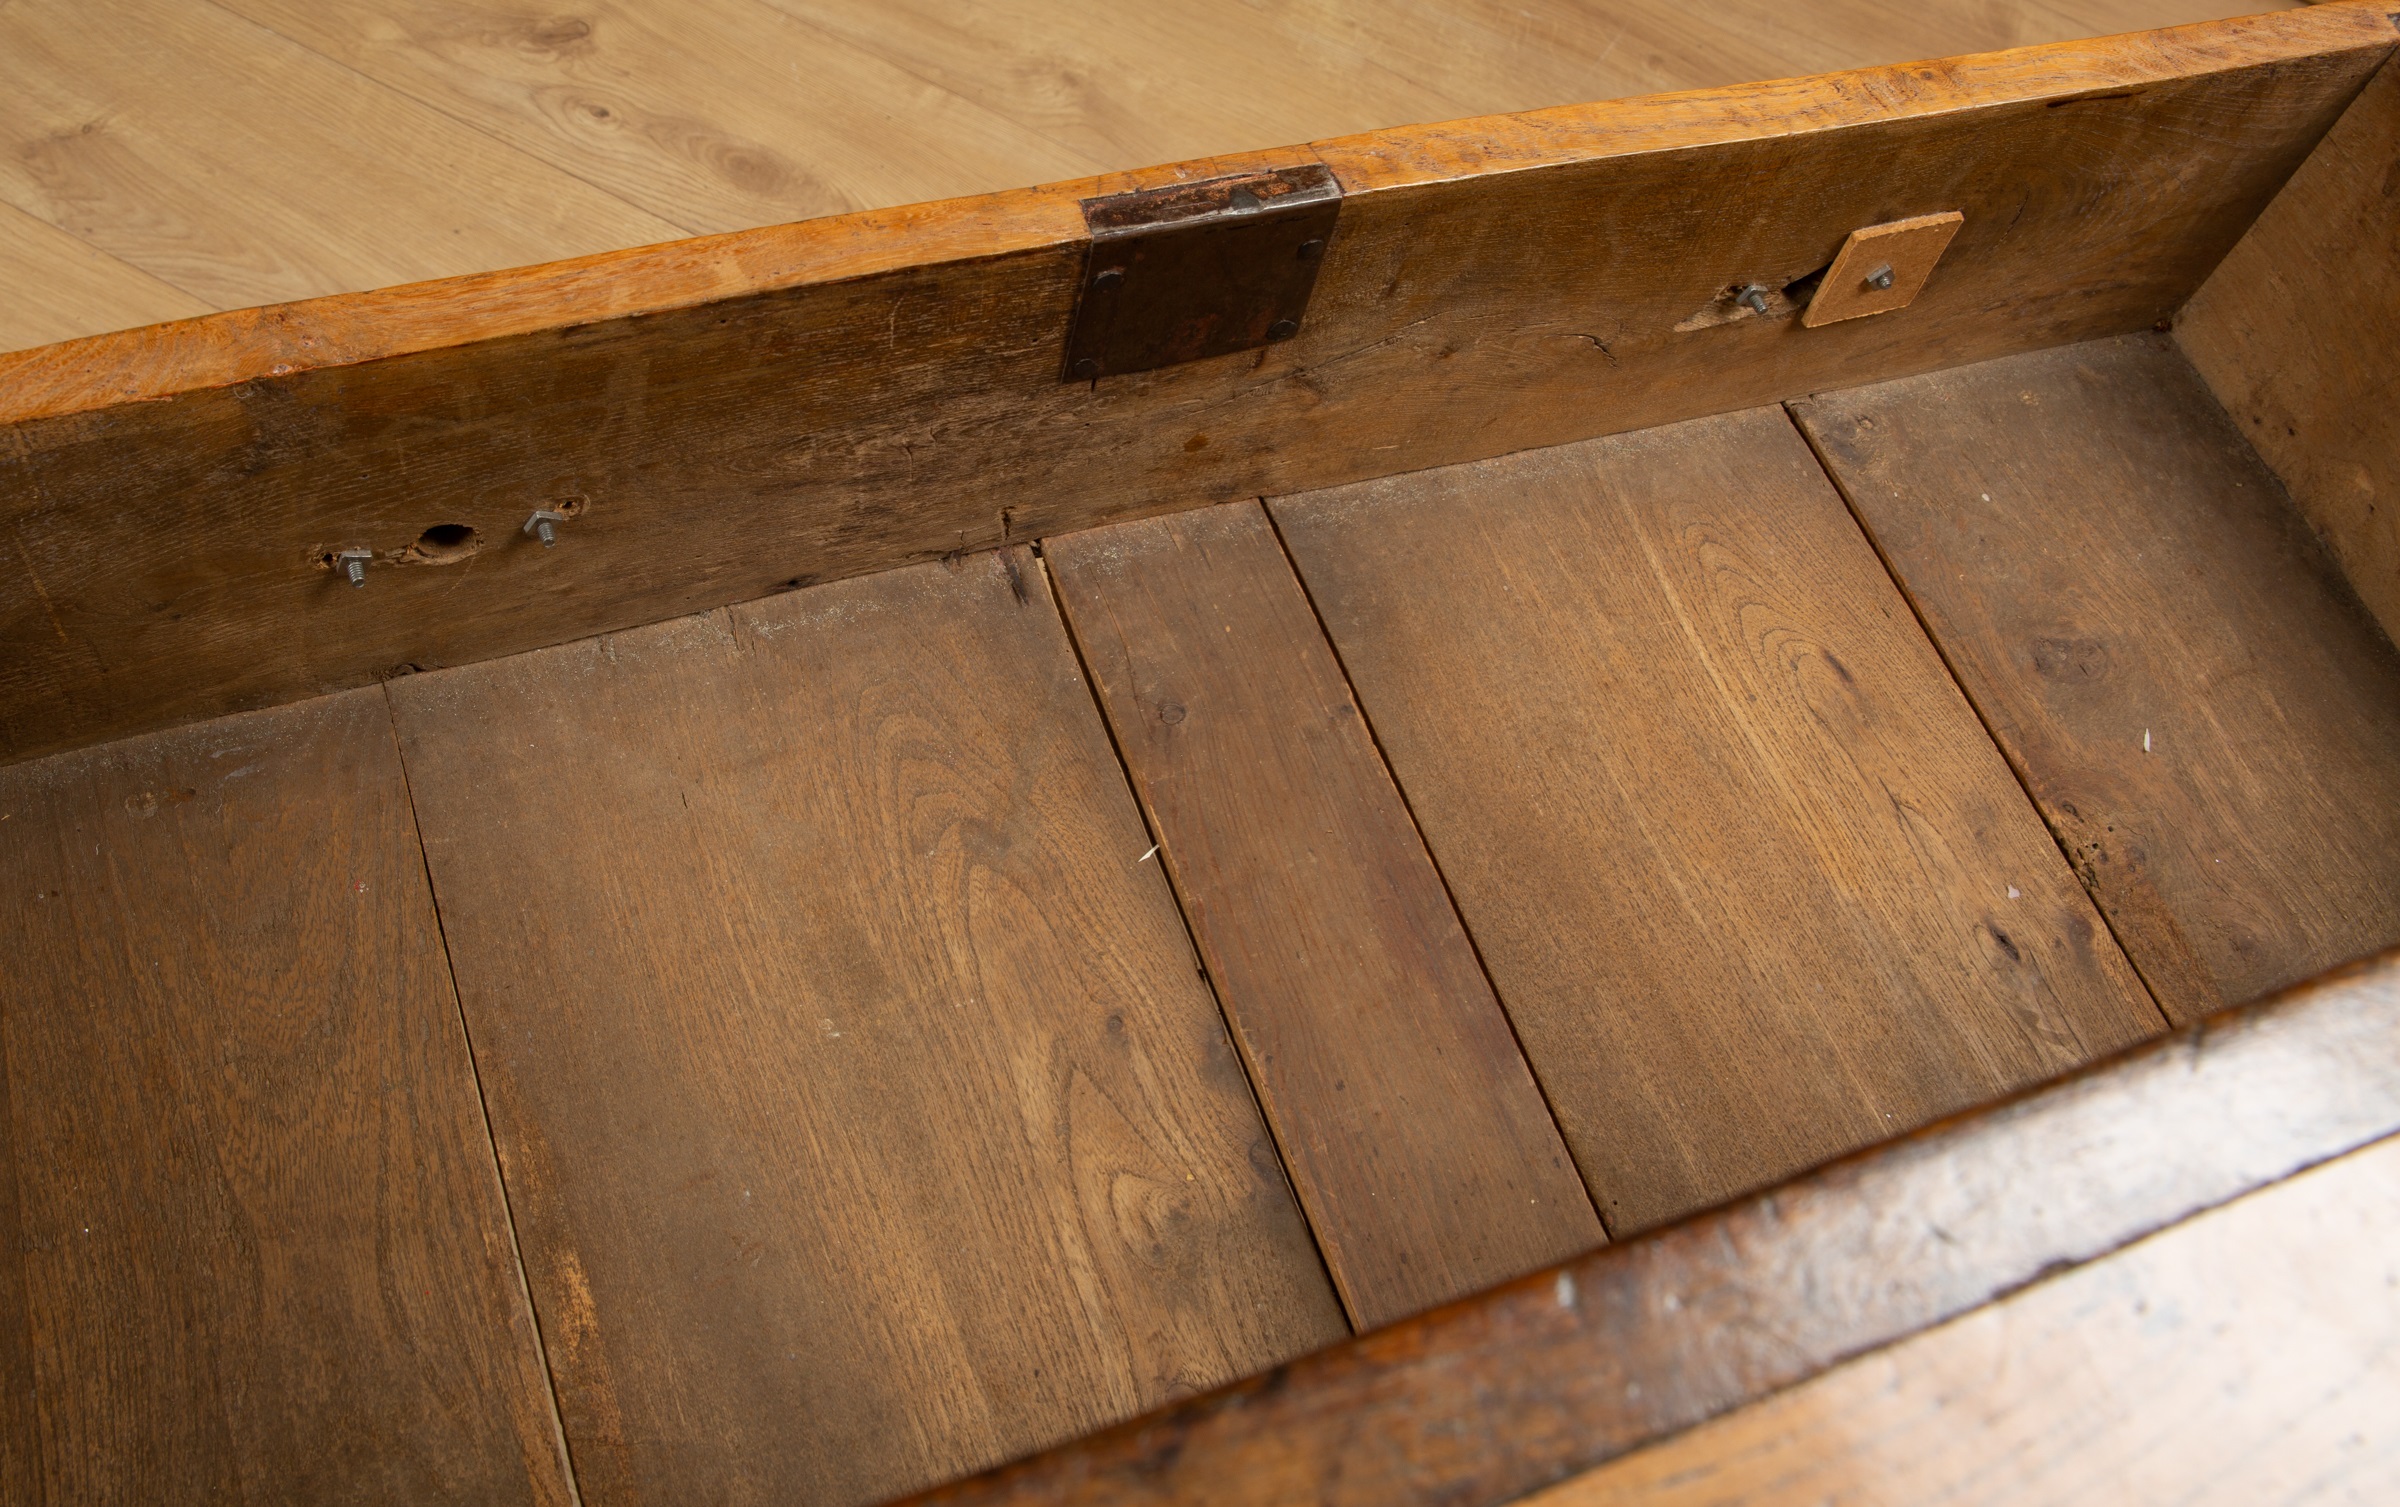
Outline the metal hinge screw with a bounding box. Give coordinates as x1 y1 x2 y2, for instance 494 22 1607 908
333 547 373 588
524 509 567 548
1866 263 1896 290
1737 284 1771 316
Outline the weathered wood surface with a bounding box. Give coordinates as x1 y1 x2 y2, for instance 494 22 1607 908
1794 336 2400 1021
0 688 571 1503
1271 406 2160 1233
897 948 2400 1507
5 0 2280 352
3 6 2392 765
2180 51 2400 651
1047 502 1603 1329
387 549 1346 1507
1532 1129 2400 1506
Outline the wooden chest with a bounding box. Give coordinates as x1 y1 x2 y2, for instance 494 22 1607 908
3 4 2398 1501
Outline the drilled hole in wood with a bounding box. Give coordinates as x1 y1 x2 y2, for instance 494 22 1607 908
401 524 482 565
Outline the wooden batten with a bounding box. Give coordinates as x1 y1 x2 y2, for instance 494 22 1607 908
2 5 2395 764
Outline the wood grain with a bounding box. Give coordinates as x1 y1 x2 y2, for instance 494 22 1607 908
2 7 2389 766
1 0 2278 348
1270 406 2160 1231
0 0 679 315
2180 52 2400 650
387 550 1346 1507
901 949 2400 1507
1793 335 2400 1020
0 200 207 356
1047 503 1603 1329
0 687 570 1503
1534 1129 2400 1506
216 0 1098 236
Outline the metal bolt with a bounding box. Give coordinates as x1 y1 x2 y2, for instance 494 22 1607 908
334 548 372 588
1296 238 1325 261
1092 266 1125 290
1866 263 1896 291
1267 319 1300 341
524 509 567 548
1736 285 1771 317
1069 356 1101 381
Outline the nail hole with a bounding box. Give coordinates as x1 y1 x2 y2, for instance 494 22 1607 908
401 523 482 565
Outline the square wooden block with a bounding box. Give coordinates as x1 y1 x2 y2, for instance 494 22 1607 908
1803 211 1965 327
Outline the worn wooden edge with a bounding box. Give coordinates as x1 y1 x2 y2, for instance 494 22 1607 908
3 2 2392 428
890 946 2400 1507
0 149 1309 430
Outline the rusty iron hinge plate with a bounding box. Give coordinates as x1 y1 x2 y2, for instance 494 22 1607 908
1061 164 1343 382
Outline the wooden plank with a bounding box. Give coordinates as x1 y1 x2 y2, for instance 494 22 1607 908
0 200 207 354
2 7 2392 766
0 688 571 1502
386 550 1347 1507
0 0 680 314
899 947 2400 1507
755 0 2283 175
1047 502 1603 1329
214 0 1099 236
1530 1129 2400 1506
2180 52 2400 650
1269 405 2161 1231
1792 335 2400 1021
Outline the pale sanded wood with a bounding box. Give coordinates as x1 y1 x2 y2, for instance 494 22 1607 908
387 550 1346 1506
1532 1131 2400 1506
0 688 570 1503
4 0 2277 348
1270 406 2161 1233
2 9 2389 767
1048 503 1604 1329
902 950 2400 1507
0 201 206 356
2180 53 2400 650
0 0 679 314
216 0 1099 237
1794 336 2400 1021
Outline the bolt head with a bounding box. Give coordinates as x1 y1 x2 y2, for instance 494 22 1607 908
1267 319 1300 341
1866 263 1896 290
1069 356 1101 381
1092 266 1125 290
1296 238 1325 261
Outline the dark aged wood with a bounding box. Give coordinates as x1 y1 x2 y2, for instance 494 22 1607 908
2181 51 2400 651
0 688 571 1504
1271 406 2160 1233
893 948 2400 1507
1534 1131 2400 1505
386 550 1346 1507
1794 336 2400 1021
2 6 2394 765
1047 503 1603 1330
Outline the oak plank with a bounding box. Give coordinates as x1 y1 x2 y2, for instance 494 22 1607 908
1047 502 1603 1329
1271 407 2161 1231
217 0 1098 237
0 200 207 355
0 0 680 314
0 688 570 1502
3 8 2390 765
1793 335 2400 1020
759 0 2279 178
386 550 1346 1506
1532 1130 2400 1506
902 949 2400 1507
2180 52 2400 649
